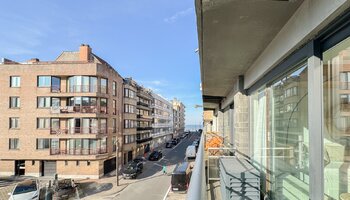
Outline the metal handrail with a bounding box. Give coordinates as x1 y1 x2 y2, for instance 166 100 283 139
187 135 206 200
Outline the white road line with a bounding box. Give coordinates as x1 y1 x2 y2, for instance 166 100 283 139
162 185 171 200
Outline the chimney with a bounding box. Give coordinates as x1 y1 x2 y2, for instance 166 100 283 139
27 58 40 64
79 44 92 61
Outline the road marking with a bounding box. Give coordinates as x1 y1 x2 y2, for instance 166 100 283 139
154 163 162 167
162 185 171 200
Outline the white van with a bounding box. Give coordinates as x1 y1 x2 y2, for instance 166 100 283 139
185 145 196 160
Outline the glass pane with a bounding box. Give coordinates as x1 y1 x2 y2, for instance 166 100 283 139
90 77 97 92
82 76 90 92
323 36 350 199
51 77 61 92
252 64 309 199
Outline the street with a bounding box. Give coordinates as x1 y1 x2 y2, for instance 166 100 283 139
113 133 199 200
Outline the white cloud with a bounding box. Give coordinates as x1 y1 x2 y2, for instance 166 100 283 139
164 7 194 23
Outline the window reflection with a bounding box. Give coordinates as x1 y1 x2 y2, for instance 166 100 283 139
323 37 350 200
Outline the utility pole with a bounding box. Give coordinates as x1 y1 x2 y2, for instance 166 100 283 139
116 140 119 186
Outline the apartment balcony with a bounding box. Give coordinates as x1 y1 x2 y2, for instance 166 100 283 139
137 114 153 120
50 127 107 135
137 126 152 131
137 102 149 107
137 102 152 110
136 137 153 144
50 106 99 114
50 147 107 155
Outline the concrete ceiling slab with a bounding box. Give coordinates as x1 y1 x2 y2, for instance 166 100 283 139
197 0 303 104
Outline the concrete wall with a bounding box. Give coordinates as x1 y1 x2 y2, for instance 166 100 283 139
233 93 250 157
245 0 350 88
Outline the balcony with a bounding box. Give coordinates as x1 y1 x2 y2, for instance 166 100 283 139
136 137 153 144
50 148 107 155
51 106 98 114
50 127 107 135
137 126 152 131
137 114 153 120
137 102 149 107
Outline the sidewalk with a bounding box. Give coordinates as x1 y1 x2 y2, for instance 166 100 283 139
80 142 176 200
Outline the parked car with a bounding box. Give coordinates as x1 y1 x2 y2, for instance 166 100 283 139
133 156 146 164
171 139 178 146
185 145 196 160
171 162 192 191
180 134 186 139
122 161 143 179
8 179 39 200
148 150 163 161
53 179 77 199
166 142 173 148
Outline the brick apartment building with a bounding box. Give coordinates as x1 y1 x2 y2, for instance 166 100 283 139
0 44 123 179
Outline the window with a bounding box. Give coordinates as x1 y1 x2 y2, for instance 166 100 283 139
100 119 107 133
124 88 135 98
9 97 20 108
51 76 61 92
124 120 136 128
37 139 50 149
113 118 117 133
113 100 117 115
65 161 68 166
32 161 35 166
10 76 20 87
323 36 350 199
100 98 108 114
76 161 80 166
100 78 108 94
124 104 135 113
37 118 50 129
67 76 97 93
38 76 51 87
9 138 19 150
124 135 135 144
87 161 91 166
112 136 117 152
9 118 19 129
113 82 117 96
37 97 51 108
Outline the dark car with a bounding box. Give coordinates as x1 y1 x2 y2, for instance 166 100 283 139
148 151 163 161
180 134 186 139
133 156 146 164
171 139 178 146
166 142 173 148
122 161 143 179
52 179 77 199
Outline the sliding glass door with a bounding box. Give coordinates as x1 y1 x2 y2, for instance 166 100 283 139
323 36 350 200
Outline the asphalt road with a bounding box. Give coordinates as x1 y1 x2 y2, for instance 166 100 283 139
114 133 200 200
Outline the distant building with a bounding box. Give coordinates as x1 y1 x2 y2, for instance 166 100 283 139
135 84 153 155
171 98 185 138
122 78 138 165
150 92 173 148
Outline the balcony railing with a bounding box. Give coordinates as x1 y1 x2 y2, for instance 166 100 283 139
51 106 98 114
50 127 107 135
187 135 206 200
137 114 153 120
137 126 153 131
136 137 153 144
50 147 107 155
137 102 149 107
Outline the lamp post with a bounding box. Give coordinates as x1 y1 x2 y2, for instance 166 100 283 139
115 140 119 186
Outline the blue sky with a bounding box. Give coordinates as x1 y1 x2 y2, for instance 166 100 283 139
0 0 203 125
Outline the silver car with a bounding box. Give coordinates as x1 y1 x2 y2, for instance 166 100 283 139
8 179 39 200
